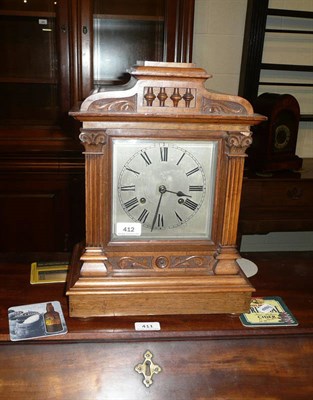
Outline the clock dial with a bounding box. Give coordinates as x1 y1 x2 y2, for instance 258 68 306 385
274 124 291 150
118 144 206 230
112 139 217 240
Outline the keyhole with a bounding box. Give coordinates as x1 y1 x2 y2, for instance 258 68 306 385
145 360 151 376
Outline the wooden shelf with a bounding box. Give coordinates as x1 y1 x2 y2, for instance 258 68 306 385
259 82 313 87
300 114 313 122
261 63 313 72
94 14 164 21
0 77 58 84
265 28 313 34
267 8 313 19
0 10 56 18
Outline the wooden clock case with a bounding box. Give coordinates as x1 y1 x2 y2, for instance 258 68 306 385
248 93 303 172
67 62 265 318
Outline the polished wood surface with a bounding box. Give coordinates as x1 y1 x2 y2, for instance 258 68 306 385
0 252 312 399
239 158 313 237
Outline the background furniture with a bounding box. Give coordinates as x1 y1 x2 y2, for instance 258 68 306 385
0 251 312 399
239 0 313 121
238 158 313 244
0 0 195 253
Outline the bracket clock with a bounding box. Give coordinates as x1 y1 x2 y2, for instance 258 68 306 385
67 62 265 317
248 93 303 172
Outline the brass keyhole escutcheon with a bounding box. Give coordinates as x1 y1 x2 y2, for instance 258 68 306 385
135 350 162 387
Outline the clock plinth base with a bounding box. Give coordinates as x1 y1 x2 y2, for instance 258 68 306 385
66 245 254 318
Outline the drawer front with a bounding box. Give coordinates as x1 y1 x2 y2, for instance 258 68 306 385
241 180 313 208
239 179 313 234
0 337 312 400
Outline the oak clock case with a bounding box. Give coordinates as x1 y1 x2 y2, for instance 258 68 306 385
67 62 265 318
112 139 217 241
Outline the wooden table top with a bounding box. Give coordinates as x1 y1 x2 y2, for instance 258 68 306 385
1 251 312 343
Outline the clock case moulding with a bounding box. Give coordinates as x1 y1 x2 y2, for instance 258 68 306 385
67 61 266 318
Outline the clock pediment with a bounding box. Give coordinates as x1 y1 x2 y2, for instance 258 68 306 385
71 61 262 122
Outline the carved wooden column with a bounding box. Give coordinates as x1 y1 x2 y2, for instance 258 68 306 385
215 131 253 275
79 129 108 276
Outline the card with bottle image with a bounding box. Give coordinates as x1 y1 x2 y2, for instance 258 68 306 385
8 301 68 341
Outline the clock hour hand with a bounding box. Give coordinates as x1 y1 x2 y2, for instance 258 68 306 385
165 189 192 198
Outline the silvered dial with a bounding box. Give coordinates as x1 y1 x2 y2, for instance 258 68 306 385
117 143 206 231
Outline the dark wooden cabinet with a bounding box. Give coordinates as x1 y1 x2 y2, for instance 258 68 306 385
0 155 85 252
238 158 313 242
72 0 195 102
0 0 195 253
0 0 72 128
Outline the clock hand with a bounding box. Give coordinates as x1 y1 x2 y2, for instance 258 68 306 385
151 186 166 232
165 189 192 198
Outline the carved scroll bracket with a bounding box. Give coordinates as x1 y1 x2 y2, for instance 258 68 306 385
225 131 253 156
87 95 137 113
202 97 248 115
79 129 107 154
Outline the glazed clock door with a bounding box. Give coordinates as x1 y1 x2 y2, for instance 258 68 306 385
76 0 195 101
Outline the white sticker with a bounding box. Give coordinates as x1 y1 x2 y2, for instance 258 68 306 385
135 322 161 331
38 19 48 25
257 303 275 313
116 222 141 236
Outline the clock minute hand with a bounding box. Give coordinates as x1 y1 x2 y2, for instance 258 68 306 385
165 189 192 198
151 186 166 232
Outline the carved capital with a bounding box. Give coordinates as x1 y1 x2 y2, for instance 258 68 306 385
225 131 252 156
79 130 107 154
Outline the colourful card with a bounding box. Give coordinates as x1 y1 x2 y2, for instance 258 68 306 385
8 301 67 341
240 296 298 327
